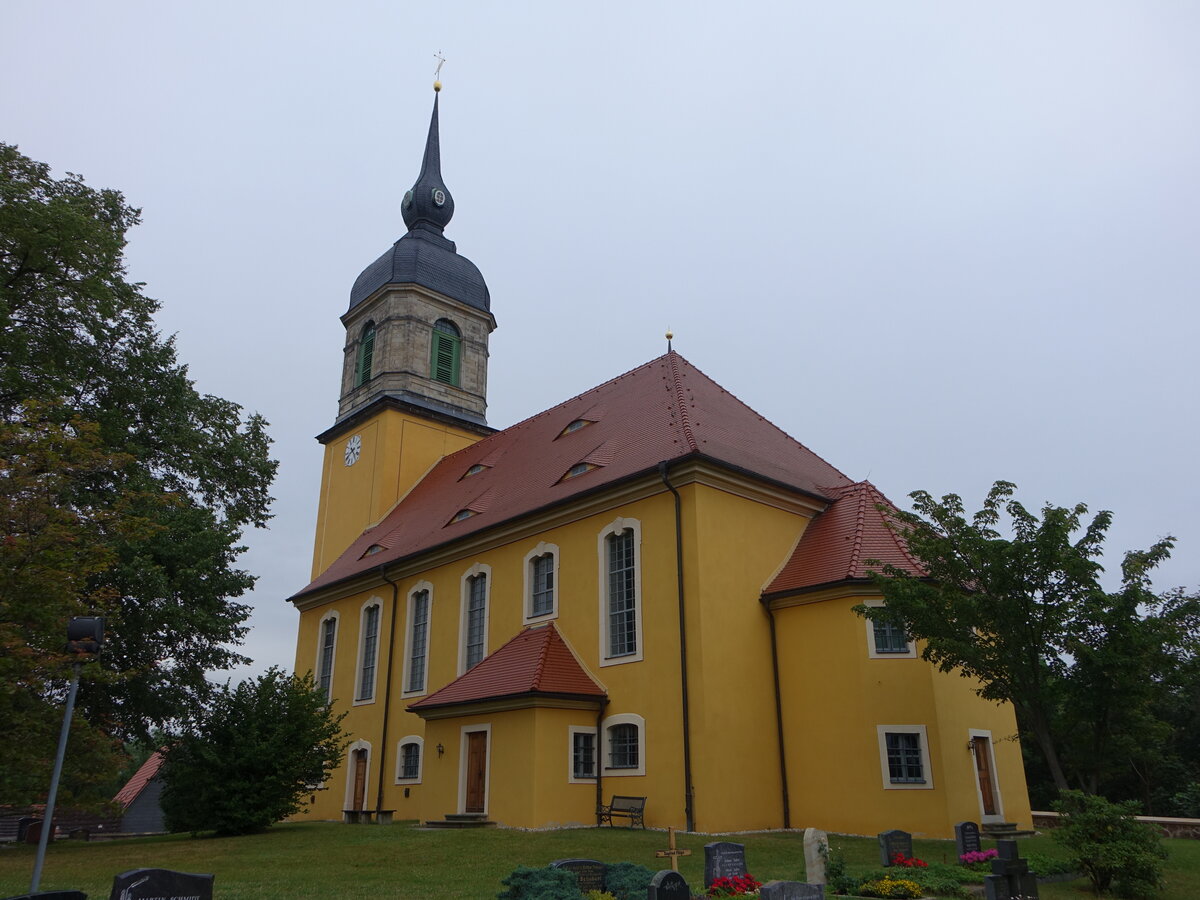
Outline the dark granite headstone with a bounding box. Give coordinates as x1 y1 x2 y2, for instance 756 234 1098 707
549 858 607 894
954 820 981 858
704 841 747 887
877 829 913 866
647 870 690 900
760 881 824 900
996 839 1019 861
983 874 1012 900
109 868 214 900
981 841 1038 900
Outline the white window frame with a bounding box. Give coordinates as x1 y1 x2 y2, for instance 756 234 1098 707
315 611 340 703
601 713 646 777
458 563 492 675
524 542 560 623
354 597 382 705
876 724 934 790
402 581 433 698
597 517 644 667
568 725 598 784
863 598 917 659
969 727 1005 821
395 735 424 784
342 739 373 811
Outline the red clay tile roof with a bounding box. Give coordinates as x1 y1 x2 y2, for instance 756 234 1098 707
763 481 924 596
294 351 851 600
408 623 605 711
112 751 165 809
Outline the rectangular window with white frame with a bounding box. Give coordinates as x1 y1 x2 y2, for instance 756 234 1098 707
460 564 491 673
876 724 933 790
355 601 381 703
404 585 432 696
568 726 597 783
317 614 338 703
863 599 917 659
598 519 643 665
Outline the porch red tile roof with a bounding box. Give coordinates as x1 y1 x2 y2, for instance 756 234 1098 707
113 751 165 810
764 480 924 596
293 351 851 601
408 623 604 712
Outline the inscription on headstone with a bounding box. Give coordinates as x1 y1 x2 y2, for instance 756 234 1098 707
704 841 747 887
648 869 690 900
954 821 981 858
760 881 824 900
802 827 827 884
877 829 913 866
109 868 215 900
549 858 607 894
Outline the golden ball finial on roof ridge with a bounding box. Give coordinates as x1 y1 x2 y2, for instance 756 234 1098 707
433 80 442 92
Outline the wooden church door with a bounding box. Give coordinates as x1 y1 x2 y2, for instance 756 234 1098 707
971 736 998 817
351 749 368 812
465 731 487 814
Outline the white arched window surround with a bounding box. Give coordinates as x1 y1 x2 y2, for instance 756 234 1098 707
395 735 424 784
315 611 341 703
862 598 917 659
402 581 434 698
523 542 560 623
343 739 373 811
458 563 492 675
597 517 643 667
353 597 383 706
601 713 645 777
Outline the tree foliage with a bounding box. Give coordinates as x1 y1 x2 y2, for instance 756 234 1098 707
1051 790 1167 898
160 669 346 835
0 143 276 806
857 481 1199 803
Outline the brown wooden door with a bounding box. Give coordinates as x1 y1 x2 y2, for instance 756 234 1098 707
352 749 368 812
465 731 487 813
972 736 997 816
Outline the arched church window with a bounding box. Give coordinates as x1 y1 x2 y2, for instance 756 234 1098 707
431 319 462 386
355 321 376 387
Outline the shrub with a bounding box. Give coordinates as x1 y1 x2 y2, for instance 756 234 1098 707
823 846 860 896
604 862 655 900
496 865 580 900
855 876 924 899
1051 790 1167 898
1167 782 1200 818
584 892 616 900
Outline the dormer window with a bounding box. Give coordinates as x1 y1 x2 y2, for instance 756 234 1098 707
561 462 598 482
558 419 593 437
362 544 385 558
462 463 488 479
450 508 477 524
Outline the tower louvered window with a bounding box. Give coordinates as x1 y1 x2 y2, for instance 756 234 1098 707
355 321 376 387
607 528 637 657
431 318 462 386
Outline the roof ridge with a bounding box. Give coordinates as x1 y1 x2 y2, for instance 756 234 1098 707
864 481 926 575
529 625 551 690
845 481 869 578
665 351 698 452
677 355 854 484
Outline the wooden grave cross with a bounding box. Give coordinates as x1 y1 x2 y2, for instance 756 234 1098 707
655 826 692 872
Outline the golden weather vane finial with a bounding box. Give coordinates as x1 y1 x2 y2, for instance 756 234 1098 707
433 51 446 91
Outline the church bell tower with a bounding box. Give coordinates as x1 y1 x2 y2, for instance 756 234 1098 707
310 83 497 577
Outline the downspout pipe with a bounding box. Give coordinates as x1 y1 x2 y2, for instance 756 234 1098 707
760 597 791 828
376 566 401 814
658 461 695 833
594 697 609 825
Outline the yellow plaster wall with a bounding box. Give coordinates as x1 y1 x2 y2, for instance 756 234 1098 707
310 411 482 578
773 593 1031 838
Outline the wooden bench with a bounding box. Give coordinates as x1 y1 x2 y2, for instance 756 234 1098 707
597 795 646 829
342 809 395 825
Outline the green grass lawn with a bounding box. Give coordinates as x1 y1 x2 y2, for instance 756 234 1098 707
1 822 1197 899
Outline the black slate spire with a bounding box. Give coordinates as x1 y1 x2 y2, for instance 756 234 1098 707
402 88 455 233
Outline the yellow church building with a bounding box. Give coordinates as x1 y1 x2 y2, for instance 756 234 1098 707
288 87 1032 839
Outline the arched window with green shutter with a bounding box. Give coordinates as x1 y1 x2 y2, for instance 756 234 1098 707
431 318 461 386
355 321 376 387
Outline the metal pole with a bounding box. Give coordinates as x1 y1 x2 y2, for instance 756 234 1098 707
31 661 81 892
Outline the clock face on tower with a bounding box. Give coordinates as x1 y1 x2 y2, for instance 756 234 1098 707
344 434 362 466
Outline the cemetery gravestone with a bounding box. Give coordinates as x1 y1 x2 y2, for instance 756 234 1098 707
983 840 1039 900
647 870 690 900
4 893 88 900
877 829 913 866
802 827 827 883
109 868 214 900
954 821 981 858
704 841 747 888
549 859 607 894
760 881 824 900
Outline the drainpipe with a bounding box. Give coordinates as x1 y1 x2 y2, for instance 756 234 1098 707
761 598 791 828
658 461 695 833
594 697 609 825
376 566 401 815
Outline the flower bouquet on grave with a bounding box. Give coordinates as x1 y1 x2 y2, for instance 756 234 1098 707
706 872 763 896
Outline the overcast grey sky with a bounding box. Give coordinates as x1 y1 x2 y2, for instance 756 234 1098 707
3 2 1197 683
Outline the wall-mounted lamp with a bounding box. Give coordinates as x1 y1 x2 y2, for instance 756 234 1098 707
437 743 445 757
